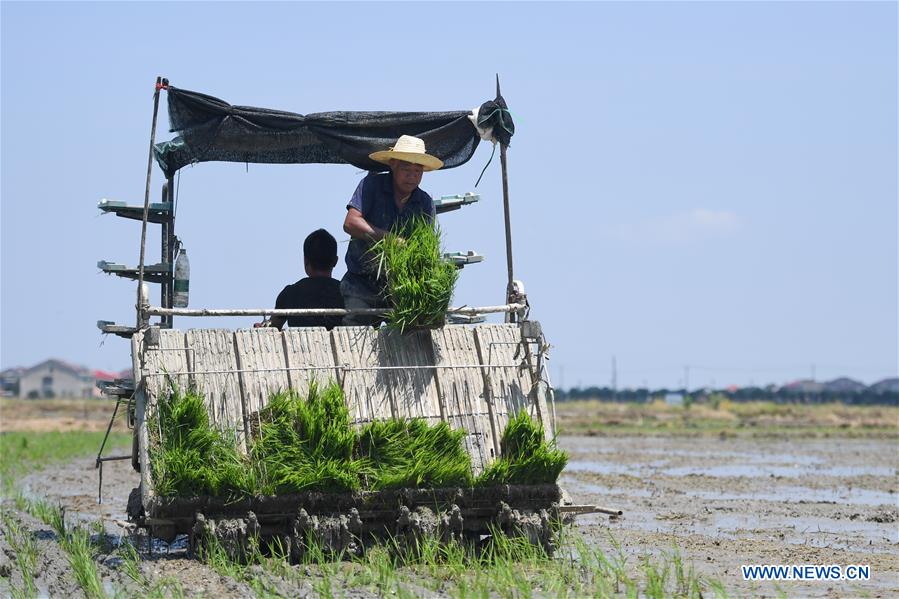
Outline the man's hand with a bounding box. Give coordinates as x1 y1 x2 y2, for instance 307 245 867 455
254 317 285 330
344 207 388 242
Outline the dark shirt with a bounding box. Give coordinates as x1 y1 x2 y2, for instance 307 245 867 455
275 277 344 329
344 172 436 276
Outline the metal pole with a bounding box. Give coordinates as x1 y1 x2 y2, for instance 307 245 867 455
144 303 525 318
95 397 122 504
163 175 176 328
160 181 170 328
496 76 515 323
500 145 513 296
136 76 165 328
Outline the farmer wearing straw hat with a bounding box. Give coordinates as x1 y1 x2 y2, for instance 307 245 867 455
341 135 443 326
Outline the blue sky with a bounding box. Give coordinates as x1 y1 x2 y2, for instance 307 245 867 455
1 1 896 389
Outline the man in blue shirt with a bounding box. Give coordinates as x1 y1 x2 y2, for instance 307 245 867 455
342 135 443 326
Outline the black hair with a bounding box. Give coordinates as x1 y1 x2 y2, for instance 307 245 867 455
303 229 339 270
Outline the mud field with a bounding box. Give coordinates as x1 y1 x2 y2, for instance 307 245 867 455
2 430 896 597
559 435 899 597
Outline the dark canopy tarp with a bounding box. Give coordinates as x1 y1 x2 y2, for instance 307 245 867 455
153 87 514 178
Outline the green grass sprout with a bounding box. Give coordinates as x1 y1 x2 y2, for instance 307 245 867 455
1 508 39 599
358 419 473 490
149 387 255 498
151 387 561 497
477 410 568 485
250 382 361 494
371 215 458 332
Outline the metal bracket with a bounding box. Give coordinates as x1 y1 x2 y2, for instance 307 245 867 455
97 320 139 338
444 251 484 268
434 192 480 214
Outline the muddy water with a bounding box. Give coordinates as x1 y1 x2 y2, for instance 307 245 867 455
9 456 261 597
5 435 898 597
560 436 899 597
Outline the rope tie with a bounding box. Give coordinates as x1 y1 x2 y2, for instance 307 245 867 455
474 143 496 188
474 106 513 187
478 107 515 136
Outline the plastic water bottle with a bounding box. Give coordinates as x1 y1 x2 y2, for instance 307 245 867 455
173 249 190 307
137 282 149 306
136 281 150 326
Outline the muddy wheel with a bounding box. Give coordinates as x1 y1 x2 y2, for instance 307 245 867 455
152 524 177 543
462 530 483 547
131 428 140 472
126 486 144 522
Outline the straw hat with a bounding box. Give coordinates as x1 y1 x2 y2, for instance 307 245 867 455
369 135 443 171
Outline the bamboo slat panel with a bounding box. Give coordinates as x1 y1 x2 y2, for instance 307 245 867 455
430 325 495 475
234 328 290 419
185 329 245 443
131 333 154 503
133 329 190 502
379 329 442 423
138 330 191 400
282 327 339 395
473 324 548 441
331 326 393 425
134 322 548 478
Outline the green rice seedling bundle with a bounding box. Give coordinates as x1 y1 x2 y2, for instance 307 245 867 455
477 410 568 485
371 215 458 332
251 381 361 493
358 418 473 489
150 388 254 498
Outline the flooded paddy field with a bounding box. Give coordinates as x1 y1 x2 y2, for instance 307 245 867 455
561 435 899 597
1 399 897 597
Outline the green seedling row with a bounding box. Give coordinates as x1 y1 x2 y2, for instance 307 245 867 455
358 418 473 490
252 383 361 494
478 410 568 485
150 388 257 497
149 383 567 498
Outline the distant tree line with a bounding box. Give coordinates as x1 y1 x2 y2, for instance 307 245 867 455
555 386 899 406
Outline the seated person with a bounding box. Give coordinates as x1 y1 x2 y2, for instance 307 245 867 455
267 229 345 330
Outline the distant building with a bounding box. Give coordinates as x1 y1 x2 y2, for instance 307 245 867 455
664 392 684 406
17 359 97 399
870 377 899 393
2 360 131 399
0 367 24 397
94 369 118 385
823 377 867 393
782 379 825 394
